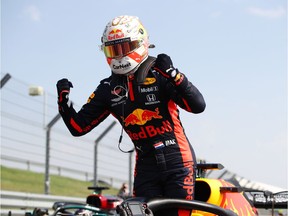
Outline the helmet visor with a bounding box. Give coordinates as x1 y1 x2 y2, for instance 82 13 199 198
103 38 140 58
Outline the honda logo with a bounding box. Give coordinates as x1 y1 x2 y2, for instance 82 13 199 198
146 94 156 102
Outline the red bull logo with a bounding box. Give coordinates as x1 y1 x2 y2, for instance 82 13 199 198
127 120 173 141
193 179 257 216
183 163 194 200
124 108 172 141
124 108 162 127
108 29 124 40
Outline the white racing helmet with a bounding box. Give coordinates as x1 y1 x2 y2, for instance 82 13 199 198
101 15 150 75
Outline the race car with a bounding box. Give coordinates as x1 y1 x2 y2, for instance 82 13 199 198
27 163 288 216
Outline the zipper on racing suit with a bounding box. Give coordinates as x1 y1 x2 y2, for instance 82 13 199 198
153 141 167 171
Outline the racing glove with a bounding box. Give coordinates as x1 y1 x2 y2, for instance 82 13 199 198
56 78 73 106
154 54 182 84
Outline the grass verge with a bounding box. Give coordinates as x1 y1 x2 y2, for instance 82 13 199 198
0 166 118 197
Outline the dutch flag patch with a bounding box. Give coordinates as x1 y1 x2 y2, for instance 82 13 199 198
153 142 165 149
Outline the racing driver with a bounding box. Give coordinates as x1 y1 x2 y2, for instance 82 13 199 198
56 15 206 216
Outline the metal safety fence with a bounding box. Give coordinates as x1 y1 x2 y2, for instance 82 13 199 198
0 190 85 216
1 73 135 193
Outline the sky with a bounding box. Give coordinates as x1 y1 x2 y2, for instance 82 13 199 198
1 0 287 189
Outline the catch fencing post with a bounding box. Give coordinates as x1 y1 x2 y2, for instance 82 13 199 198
129 152 134 196
0 73 11 88
94 121 117 186
45 113 61 194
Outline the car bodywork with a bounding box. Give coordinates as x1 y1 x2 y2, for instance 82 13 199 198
25 163 287 216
